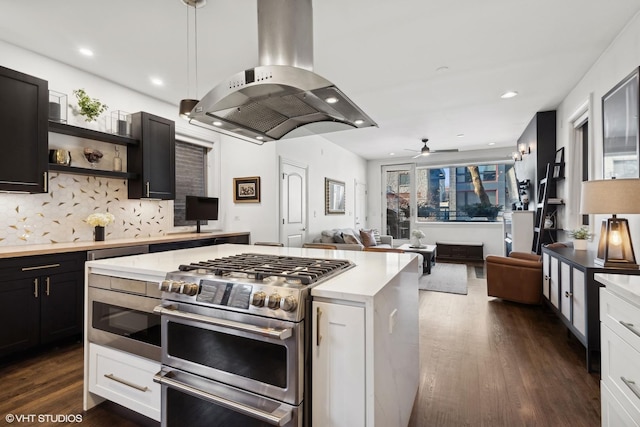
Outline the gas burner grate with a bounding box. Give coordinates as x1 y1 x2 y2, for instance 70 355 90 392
178 253 352 285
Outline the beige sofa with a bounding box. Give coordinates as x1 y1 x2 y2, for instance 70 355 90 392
312 228 393 251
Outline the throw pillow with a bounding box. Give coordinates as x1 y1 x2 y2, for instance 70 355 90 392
321 230 335 244
333 232 345 243
359 229 377 247
371 229 382 245
343 233 360 245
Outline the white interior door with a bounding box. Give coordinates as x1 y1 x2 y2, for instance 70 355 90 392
354 180 367 230
280 159 307 247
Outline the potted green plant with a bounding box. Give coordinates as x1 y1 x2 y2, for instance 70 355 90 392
568 226 593 250
73 88 108 122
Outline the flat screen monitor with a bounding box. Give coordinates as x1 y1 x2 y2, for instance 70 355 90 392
185 195 219 233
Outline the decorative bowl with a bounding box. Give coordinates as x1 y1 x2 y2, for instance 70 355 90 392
83 148 103 168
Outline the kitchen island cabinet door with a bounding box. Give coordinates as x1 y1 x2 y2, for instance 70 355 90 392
312 301 365 427
0 277 40 356
128 112 175 200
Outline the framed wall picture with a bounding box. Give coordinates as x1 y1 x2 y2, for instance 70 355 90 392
602 67 640 178
325 178 345 214
233 176 261 203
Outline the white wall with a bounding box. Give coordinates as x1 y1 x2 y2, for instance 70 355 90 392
0 41 223 246
218 135 279 242
0 41 372 247
555 11 640 249
277 135 368 239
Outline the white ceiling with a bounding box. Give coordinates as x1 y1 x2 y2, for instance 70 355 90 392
1 0 639 160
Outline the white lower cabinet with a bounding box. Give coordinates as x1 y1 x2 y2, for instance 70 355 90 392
88 343 161 421
312 301 365 427
550 256 559 308
600 288 640 426
602 381 638 427
543 252 550 299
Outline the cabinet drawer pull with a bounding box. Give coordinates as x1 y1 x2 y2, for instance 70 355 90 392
145 181 150 198
43 171 48 193
316 307 322 347
565 291 573 298
21 263 61 272
33 278 38 298
104 373 149 392
621 377 640 400
620 321 640 339
45 277 50 296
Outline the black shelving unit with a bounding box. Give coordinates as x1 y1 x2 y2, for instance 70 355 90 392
48 163 138 180
48 121 139 146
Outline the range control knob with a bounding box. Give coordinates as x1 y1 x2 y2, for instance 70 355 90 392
160 280 172 292
179 283 199 296
267 293 281 310
281 295 298 312
251 291 267 307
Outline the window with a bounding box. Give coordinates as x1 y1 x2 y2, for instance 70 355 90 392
415 162 513 222
174 140 207 226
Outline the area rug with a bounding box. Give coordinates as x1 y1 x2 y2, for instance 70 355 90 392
419 262 468 295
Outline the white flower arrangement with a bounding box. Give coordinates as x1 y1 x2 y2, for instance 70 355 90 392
411 229 425 239
86 212 115 227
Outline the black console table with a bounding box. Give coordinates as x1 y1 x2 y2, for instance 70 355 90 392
542 246 640 372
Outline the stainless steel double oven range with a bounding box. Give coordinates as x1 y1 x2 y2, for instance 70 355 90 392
153 253 353 427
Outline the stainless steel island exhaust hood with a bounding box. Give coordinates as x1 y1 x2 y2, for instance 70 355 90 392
187 0 377 142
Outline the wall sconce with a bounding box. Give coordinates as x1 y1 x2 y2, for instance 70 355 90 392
580 178 640 269
512 151 522 162
518 144 530 156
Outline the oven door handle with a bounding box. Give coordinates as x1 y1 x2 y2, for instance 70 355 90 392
154 370 293 426
153 304 292 340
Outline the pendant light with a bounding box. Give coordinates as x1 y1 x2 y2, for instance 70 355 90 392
179 0 206 119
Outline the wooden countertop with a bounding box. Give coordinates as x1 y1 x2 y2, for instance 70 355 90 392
0 231 250 259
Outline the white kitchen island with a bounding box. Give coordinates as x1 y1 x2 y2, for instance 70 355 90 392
83 244 419 427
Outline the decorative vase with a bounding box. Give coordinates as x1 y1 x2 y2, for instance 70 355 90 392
411 236 422 248
544 215 554 229
94 226 105 242
573 239 587 251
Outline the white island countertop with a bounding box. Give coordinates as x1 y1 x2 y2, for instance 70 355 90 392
595 273 640 306
86 243 419 301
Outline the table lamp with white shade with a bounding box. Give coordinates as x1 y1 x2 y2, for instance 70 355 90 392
580 178 640 269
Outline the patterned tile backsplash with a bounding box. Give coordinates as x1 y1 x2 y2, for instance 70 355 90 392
0 172 171 246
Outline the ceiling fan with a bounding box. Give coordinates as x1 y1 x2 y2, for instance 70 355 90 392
405 138 459 158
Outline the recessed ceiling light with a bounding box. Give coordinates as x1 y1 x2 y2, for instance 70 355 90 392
79 48 94 57
354 119 364 125
256 136 264 140
151 77 164 86
389 152 395 156
212 121 222 126
488 142 496 146
456 133 465 138
325 97 338 104
501 91 518 99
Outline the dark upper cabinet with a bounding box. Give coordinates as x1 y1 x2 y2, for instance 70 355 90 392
0 65 48 193
128 111 176 200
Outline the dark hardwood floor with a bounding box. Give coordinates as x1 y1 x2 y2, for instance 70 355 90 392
0 265 600 427
408 265 601 427
0 341 156 427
